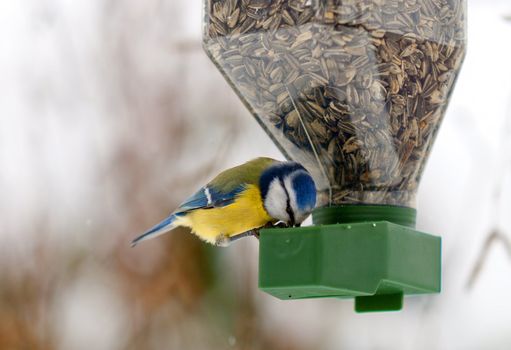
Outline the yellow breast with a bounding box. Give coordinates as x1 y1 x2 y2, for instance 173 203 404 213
175 185 273 244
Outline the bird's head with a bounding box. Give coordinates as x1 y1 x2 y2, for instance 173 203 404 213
259 161 317 226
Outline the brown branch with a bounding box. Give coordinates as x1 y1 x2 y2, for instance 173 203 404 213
465 229 511 290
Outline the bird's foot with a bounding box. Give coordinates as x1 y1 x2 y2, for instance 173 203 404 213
224 229 260 245
215 234 231 247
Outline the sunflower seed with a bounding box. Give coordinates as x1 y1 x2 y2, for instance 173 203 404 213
204 0 466 207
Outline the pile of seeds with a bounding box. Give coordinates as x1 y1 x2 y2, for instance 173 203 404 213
204 0 466 207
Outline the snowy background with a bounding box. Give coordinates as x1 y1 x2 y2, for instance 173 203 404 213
1 0 511 349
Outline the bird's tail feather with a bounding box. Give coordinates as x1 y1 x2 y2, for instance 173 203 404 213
131 214 180 247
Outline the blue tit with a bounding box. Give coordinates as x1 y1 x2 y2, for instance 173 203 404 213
131 157 317 247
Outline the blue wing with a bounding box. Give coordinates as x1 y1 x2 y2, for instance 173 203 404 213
131 185 244 246
175 185 245 213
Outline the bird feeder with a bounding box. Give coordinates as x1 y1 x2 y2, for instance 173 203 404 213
203 0 466 312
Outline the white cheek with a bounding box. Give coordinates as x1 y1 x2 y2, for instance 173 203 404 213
264 179 289 222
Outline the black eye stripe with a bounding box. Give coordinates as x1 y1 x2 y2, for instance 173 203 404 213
279 178 295 226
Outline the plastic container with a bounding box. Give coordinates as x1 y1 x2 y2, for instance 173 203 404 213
203 0 466 208
203 0 465 311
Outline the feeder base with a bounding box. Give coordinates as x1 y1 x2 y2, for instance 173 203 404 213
258 206 441 313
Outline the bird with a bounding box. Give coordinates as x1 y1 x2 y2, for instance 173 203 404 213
131 157 317 247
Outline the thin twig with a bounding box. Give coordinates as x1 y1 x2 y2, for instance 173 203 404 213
465 67 511 290
466 229 511 290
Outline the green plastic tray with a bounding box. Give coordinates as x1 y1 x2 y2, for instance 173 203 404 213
258 206 441 312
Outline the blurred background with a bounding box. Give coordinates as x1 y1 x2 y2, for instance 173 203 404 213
1 0 511 349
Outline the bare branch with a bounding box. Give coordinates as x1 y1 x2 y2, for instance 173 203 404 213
465 229 511 290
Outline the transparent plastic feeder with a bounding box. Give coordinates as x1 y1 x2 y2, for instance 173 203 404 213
203 0 466 312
